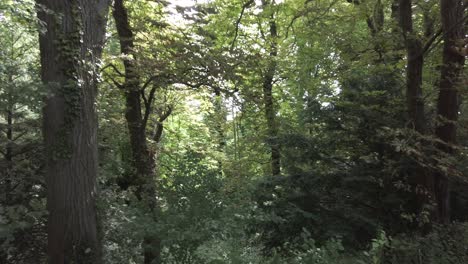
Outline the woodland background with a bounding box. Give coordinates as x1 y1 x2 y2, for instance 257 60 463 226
0 0 467 263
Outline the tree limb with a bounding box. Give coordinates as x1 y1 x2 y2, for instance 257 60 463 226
101 63 124 76
142 85 158 130
230 0 255 51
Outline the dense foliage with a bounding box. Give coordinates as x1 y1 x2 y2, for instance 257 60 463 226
0 0 467 263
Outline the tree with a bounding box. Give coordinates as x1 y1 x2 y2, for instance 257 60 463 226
112 0 162 262
0 4 45 262
36 0 109 262
220 0 284 176
2 0 468 262
261 0 281 176
399 0 426 133
434 0 466 223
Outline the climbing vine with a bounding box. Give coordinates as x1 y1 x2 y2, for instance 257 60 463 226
51 1 84 159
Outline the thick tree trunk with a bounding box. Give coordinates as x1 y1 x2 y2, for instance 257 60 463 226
112 0 160 262
399 0 426 133
399 0 436 228
262 0 280 176
434 0 465 223
113 0 154 196
264 66 281 176
366 0 384 60
36 0 109 263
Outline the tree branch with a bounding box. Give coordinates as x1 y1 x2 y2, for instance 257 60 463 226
422 14 468 56
230 0 255 51
153 106 173 143
142 85 158 130
141 75 157 92
105 74 124 89
101 63 124 76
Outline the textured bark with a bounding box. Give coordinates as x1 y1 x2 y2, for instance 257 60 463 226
434 0 465 223
112 0 160 262
113 0 154 194
398 0 437 228
153 106 172 144
36 0 109 263
399 0 426 133
262 0 280 176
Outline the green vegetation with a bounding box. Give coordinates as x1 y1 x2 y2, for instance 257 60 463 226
0 0 467 263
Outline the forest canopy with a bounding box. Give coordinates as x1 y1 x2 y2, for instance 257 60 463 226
0 0 467 263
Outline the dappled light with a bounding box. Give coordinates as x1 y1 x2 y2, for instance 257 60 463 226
0 0 467 263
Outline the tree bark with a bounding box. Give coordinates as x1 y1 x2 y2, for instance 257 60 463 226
153 106 172 144
112 0 161 262
36 0 109 263
262 0 280 176
398 0 438 229
399 0 426 133
434 0 465 223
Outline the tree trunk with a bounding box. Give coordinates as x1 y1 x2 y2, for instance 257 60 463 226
434 0 465 223
36 0 109 263
210 88 226 172
399 0 426 133
398 0 437 228
5 107 13 204
0 106 13 263
112 0 160 262
262 0 280 176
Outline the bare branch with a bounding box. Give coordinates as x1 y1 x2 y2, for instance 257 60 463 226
285 0 338 38
423 14 468 56
141 90 148 110
104 74 124 89
153 106 173 143
230 0 255 51
141 75 157 92
101 63 124 76
159 106 173 123
142 85 158 130
13 130 28 141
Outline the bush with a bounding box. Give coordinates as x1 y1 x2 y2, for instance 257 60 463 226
381 223 468 264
